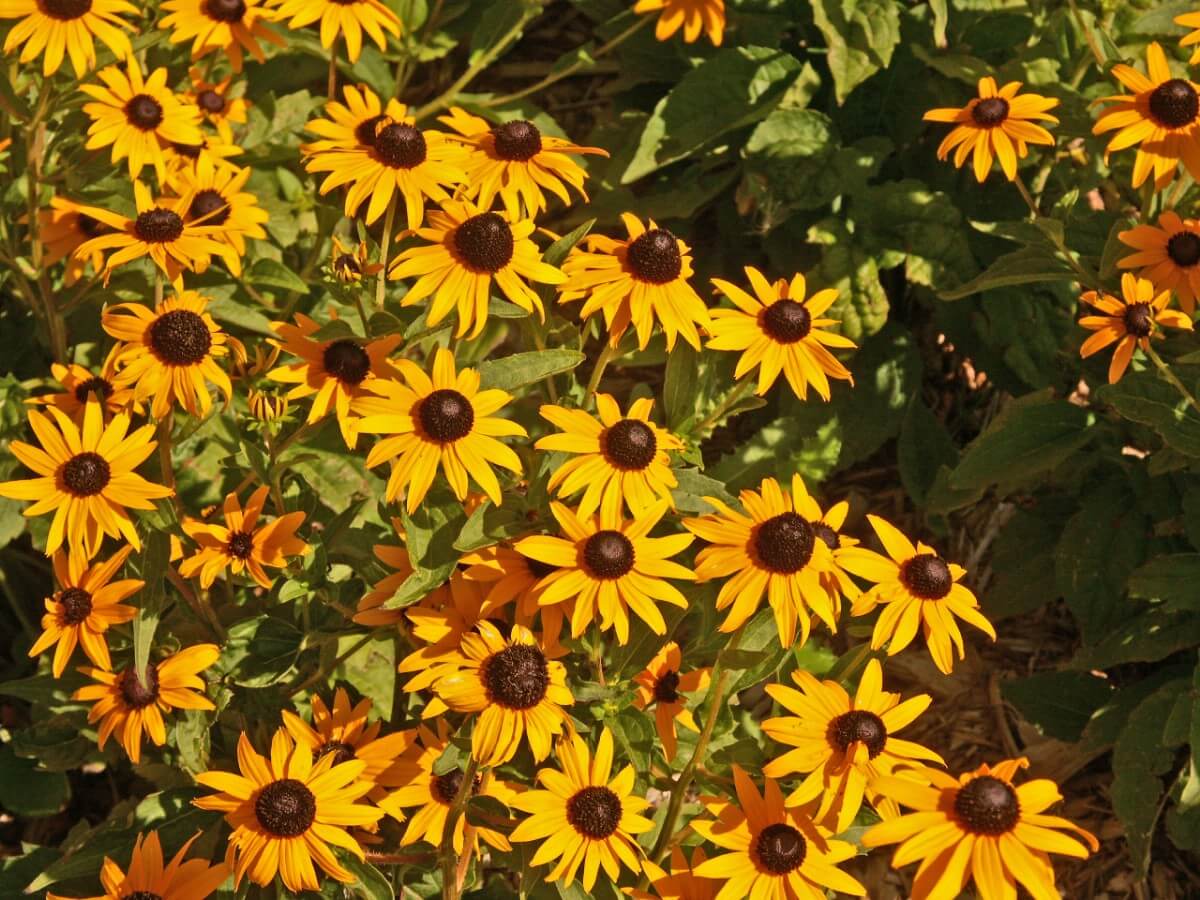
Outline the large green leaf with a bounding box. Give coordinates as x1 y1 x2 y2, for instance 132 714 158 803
1098 372 1200 457
810 0 902 102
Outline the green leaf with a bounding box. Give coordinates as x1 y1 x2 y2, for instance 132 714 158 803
810 0 901 103
939 247 1077 300
1128 554 1200 611
1001 671 1114 742
246 257 308 293
477 349 585 392
132 530 171 688
1072 607 1200 669
541 219 595 268
1098 372 1200 457
671 468 735 515
335 848 395 900
663 343 698 431
0 744 69 817
174 709 211 776
1184 660 1200 808
897 397 958 505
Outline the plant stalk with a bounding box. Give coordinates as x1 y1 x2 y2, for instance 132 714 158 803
440 755 480 899
376 197 397 310
1145 344 1200 416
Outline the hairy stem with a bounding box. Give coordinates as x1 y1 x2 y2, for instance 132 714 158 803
583 340 619 407
376 197 397 309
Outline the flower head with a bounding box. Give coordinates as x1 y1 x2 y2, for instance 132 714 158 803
45 830 228 900
0 0 134 78
161 0 284 72
633 0 725 46
1078 272 1194 383
632 641 710 762
31 348 138 422
271 0 401 62
38 197 117 286
1117 211 1200 313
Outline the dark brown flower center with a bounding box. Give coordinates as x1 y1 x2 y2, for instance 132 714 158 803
954 775 1020 835
317 741 356 765
970 97 1009 127
491 120 542 161
125 94 164 130
453 212 514 273
40 0 92 19
189 189 230 226
900 553 953 600
653 670 680 703
482 643 549 710
57 587 93 625
334 253 361 278
754 823 806 874
171 142 202 160
134 208 184 243
322 339 371 385
418 389 474 443
203 0 246 22
601 419 657 471
122 893 163 900
1123 302 1155 338
1168 231 1200 267
753 512 815 575
828 710 887 758
431 768 481 804
566 786 622 839
226 530 254 559
526 558 557 580
760 299 812 344
354 114 387 147
118 663 159 709
1150 79 1199 129
625 229 682 284
149 309 212 366
73 376 112 404
583 530 635 579
60 452 110 496
812 522 840 550
197 89 225 113
255 778 317 837
374 123 427 168
76 213 109 238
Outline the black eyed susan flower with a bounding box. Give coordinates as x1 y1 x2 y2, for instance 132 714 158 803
558 213 711 351
29 545 140 677
683 475 835 648
536 394 683 520
81 63 205 182
186 68 250 143
0 0 134 78
161 0 284 72
396 572 491 702
38 197 116 286
509 726 654 891
631 641 710 762
1118 211 1200 313
378 720 520 852
172 157 269 258
270 0 401 62
633 0 725 46
627 847 714 900
246 387 290 423
838 515 996 675
1179 10 1200 64
353 348 526 512
266 312 401 448
432 622 573 767
809 498 862 622
31 348 138 422
302 83 408 153
514 499 694 645
762 658 943 835
924 76 1058 182
193 729 384 892
1078 272 1194 384
691 766 866 899
438 107 609 217
461 542 568 651
74 643 219 764
351 528 416 626
863 757 1098 900
164 133 245 185
45 830 229 900
330 234 381 283
73 183 241 289
179 485 308 588
387 199 566 339
0 402 172 558
1094 42 1200 190
709 267 856 401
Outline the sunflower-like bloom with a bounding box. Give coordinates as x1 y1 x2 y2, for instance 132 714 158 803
683 474 835 647
1093 42 1200 190
102 291 243 420
330 234 381 283
301 82 406 153
1078 272 1194 384
304 106 468 227
762 658 943 835
353 348 526 512
81 62 204 182
186 69 249 144
838 515 996 675
0 0 134 78
164 134 245 184
45 830 229 900
536 394 683 520
171 157 269 257
1118 211 1200 313
432 622 573 767
266 313 401 448
388 199 566 339
29 545 140 678
161 0 284 72
923 76 1058 182
809 498 861 621
38 197 116 286
558 213 711 350
460 543 568 650
396 573 492 704
633 0 725 46
246 388 289 423
179 486 307 588
629 847 715 900
691 766 866 899
351 528 417 626
438 108 609 217
378 720 520 852
73 183 241 289
0 401 172 557
31 348 138 422
709 266 855 400
632 641 710 762
509 726 654 891
193 729 384 892
270 0 401 62
74 644 219 764
863 757 1098 900
514 499 694 645
1179 10 1200 64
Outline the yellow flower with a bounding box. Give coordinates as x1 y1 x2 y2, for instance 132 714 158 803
270 0 401 62
246 387 289 423
1078 272 1193 384
179 485 307 588
924 76 1058 182
329 234 381 283
460 542 569 652
1178 10 1200 64
302 82 405 153
45 830 229 900
185 68 250 144
633 0 725 46
509 726 654 891
1117 210 1200 313
396 572 489 703
74 644 219 764
632 641 710 762
160 0 284 72
171 156 269 258
863 757 1098 900
838 514 996 674
558 213 711 350
351 527 417 626
30 348 138 422
626 847 715 900
0 0 134 78
38 197 115 286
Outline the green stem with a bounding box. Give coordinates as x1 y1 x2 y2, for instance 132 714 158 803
440 754 481 899
1145 344 1200 416
1013 173 1100 290
327 39 339 99
693 378 753 437
376 197 396 310
290 632 373 696
583 340 618 407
